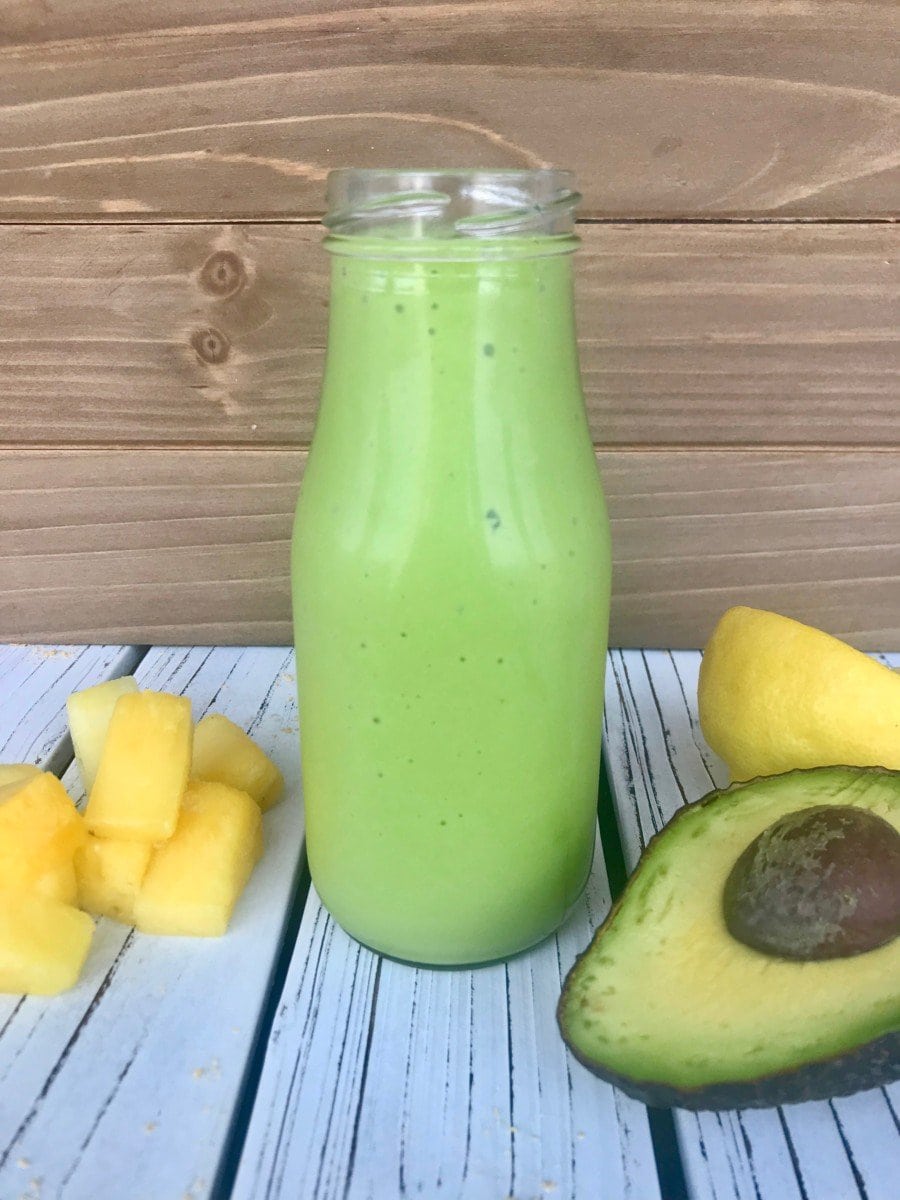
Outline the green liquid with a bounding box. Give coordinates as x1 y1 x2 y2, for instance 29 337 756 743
292 239 611 965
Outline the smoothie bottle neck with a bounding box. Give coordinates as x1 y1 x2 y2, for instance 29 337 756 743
317 168 587 464
320 167 583 405
322 248 582 417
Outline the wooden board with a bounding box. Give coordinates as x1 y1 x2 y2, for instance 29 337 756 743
2 639 897 1196
0 644 305 1200
601 649 900 1200
0 2 897 219
231 841 661 1200
0 222 897 449
1 447 897 649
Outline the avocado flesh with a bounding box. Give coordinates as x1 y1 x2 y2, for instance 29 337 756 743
559 767 900 1109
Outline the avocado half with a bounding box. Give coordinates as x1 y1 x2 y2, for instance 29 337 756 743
558 766 900 1110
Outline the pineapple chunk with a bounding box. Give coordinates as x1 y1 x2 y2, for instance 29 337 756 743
0 781 26 806
191 714 284 811
76 836 152 924
85 691 192 842
0 773 86 901
0 890 94 995
34 860 79 906
67 675 139 795
134 781 263 937
0 763 42 793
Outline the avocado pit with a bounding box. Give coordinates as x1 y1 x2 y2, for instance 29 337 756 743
723 804 900 960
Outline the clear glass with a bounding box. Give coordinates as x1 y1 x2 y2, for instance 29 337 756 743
292 169 611 966
323 167 582 241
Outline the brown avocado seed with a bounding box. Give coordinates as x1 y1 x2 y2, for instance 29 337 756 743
723 805 900 960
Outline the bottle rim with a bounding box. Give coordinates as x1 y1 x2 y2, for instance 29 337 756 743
323 168 581 245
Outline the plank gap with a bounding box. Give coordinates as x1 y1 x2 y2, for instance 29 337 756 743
210 855 314 1200
2 444 899 456
645 1109 691 1200
0 217 896 228
597 755 629 904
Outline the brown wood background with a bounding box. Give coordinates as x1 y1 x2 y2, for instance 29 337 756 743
1 2 897 647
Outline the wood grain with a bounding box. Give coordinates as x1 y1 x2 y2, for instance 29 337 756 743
0 2 897 219
1 448 896 648
602 649 900 1200
1 222 896 448
0 644 305 1200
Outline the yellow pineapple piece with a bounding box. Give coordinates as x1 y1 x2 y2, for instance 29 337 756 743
191 713 284 811
76 836 153 924
67 675 139 796
85 691 192 842
34 860 79 906
0 763 42 793
134 781 263 937
0 773 86 901
0 889 94 995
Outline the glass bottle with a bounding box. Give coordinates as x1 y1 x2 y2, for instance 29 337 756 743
292 169 611 965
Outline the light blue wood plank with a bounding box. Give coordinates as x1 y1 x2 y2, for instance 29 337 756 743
0 646 303 1200
603 648 900 1200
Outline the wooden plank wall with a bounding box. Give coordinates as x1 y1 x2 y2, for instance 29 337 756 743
0 2 897 647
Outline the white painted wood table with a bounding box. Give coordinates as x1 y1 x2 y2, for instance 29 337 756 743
0 644 896 1200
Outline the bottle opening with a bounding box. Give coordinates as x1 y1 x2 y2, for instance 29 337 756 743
324 168 580 246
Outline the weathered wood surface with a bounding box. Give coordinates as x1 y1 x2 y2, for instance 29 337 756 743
0 644 304 1200
0 222 897 449
602 648 900 1200
0 2 897 219
2 448 898 649
2 642 897 1197
231 837 660 1200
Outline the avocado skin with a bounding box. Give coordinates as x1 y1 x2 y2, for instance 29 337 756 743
558 767 900 1110
560 977 900 1111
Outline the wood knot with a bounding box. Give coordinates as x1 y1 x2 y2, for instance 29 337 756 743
190 327 230 365
199 250 246 297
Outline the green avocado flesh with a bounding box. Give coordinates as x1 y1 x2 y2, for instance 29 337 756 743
559 767 900 1110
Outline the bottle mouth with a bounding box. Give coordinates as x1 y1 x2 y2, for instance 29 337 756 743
324 168 580 241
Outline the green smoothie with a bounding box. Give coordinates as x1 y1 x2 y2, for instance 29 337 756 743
292 186 611 965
